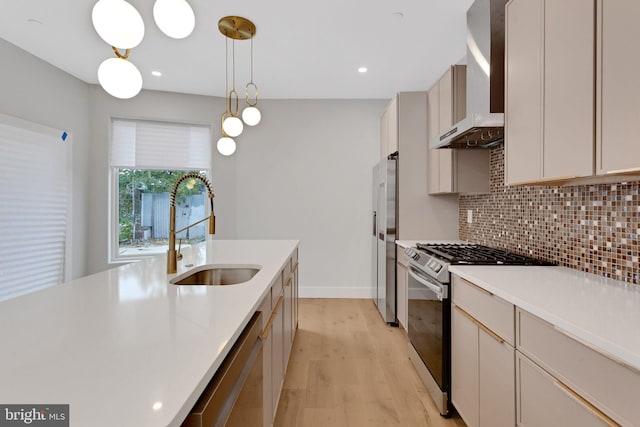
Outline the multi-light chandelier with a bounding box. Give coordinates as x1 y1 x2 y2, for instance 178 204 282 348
91 3 261 157
216 16 261 156
91 0 195 99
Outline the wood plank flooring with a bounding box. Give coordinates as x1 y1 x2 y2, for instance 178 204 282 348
274 298 467 427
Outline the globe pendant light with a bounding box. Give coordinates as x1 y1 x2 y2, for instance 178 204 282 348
153 0 195 39
217 16 258 156
97 48 142 99
217 136 237 156
242 36 261 126
221 38 243 138
92 0 144 49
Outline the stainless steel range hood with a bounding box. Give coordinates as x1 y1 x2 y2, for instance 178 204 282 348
431 0 507 149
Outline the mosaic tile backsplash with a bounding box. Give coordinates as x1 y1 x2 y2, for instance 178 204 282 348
459 145 640 285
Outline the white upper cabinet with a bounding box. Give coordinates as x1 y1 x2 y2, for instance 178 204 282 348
597 0 640 175
427 66 490 194
505 0 594 185
506 0 640 185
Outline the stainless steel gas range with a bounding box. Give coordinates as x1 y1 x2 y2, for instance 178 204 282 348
403 243 552 417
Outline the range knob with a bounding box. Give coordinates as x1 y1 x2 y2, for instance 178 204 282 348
412 252 420 261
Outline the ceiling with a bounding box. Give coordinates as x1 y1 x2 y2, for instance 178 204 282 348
0 0 474 99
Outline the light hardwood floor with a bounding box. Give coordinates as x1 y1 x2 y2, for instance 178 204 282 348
274 298 466 427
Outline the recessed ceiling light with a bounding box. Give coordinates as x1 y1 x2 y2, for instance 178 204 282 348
358 67 368 73
151 70 162 77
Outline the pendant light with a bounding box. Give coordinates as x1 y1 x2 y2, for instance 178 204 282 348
216 16 257 155
222 39 243 138
153 0 195 39
242 35 261 126
98 48 143 99
216 36 237 155
92 0 144 49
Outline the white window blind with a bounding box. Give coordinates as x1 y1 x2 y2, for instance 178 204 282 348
110 119 211 169
0 114 71 302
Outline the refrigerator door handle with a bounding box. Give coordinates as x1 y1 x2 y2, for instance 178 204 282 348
372 211 376 237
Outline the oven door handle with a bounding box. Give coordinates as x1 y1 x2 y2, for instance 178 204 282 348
408 266 447 301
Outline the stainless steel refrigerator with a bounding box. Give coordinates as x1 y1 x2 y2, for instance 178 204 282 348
372 154 398 325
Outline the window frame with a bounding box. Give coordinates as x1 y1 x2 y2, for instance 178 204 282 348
107 118 212 264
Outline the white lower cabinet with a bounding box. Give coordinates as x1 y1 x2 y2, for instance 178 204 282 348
479 328 515 427
452 273 633 427
451 304 515 427
395 246 408 330
260 251 299 427
516 351 613 427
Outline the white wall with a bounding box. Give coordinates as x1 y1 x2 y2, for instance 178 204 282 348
0 38 90 280
233 99 386 297
1 38 388 297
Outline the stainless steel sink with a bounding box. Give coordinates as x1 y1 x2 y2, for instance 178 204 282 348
170 265 260 286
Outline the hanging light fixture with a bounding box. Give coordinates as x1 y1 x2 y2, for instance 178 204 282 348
92 0 144 99
92 0 145 49
216 35 237 155
97 48 143 99
153 0 195 39
242 35 261 126
216 16 257 155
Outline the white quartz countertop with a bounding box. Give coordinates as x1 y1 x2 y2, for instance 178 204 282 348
0 239 298 427
449 265 640 371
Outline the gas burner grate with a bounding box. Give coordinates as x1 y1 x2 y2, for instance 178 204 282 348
415 243 552 265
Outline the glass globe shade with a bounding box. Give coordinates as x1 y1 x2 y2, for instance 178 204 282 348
242 106 261 126
153 0 195 39
92 0 145 49
217 137 237 156
222 116 244 137
98 57 143 99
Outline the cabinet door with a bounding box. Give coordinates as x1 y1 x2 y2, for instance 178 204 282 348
597 0 640 174
380 107 389 160
505 0 543 184
437 69 455 193
396 262 408 331
478 329 515 427
388 96 399 155
271 292 285 418
427 83 441 194
283 273 293 368
452 305 480 427
543 0 594 179
258 295 273 427
517 351 616 427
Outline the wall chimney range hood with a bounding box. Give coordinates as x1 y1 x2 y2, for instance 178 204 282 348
431 0 507 149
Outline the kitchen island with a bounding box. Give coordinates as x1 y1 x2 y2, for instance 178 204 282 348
0 239 298 426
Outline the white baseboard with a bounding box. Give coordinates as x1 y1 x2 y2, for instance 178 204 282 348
299 285 374 299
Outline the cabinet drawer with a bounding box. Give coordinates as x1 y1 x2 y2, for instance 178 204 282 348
271 273 283 308
517 309 639 426
396 246 408 267
452 275 515 345
516 351 617 427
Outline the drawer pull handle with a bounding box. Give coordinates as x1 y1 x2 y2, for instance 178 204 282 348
553 380 620 427
462 278 494 296
455 305 505 344
261 294 284 340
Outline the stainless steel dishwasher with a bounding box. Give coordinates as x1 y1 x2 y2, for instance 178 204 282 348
182 312 263 427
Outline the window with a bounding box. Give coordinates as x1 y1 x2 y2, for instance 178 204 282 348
0 114 71 301
110 119 211 261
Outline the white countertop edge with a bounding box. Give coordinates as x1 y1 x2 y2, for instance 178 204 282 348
449 265 640 372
